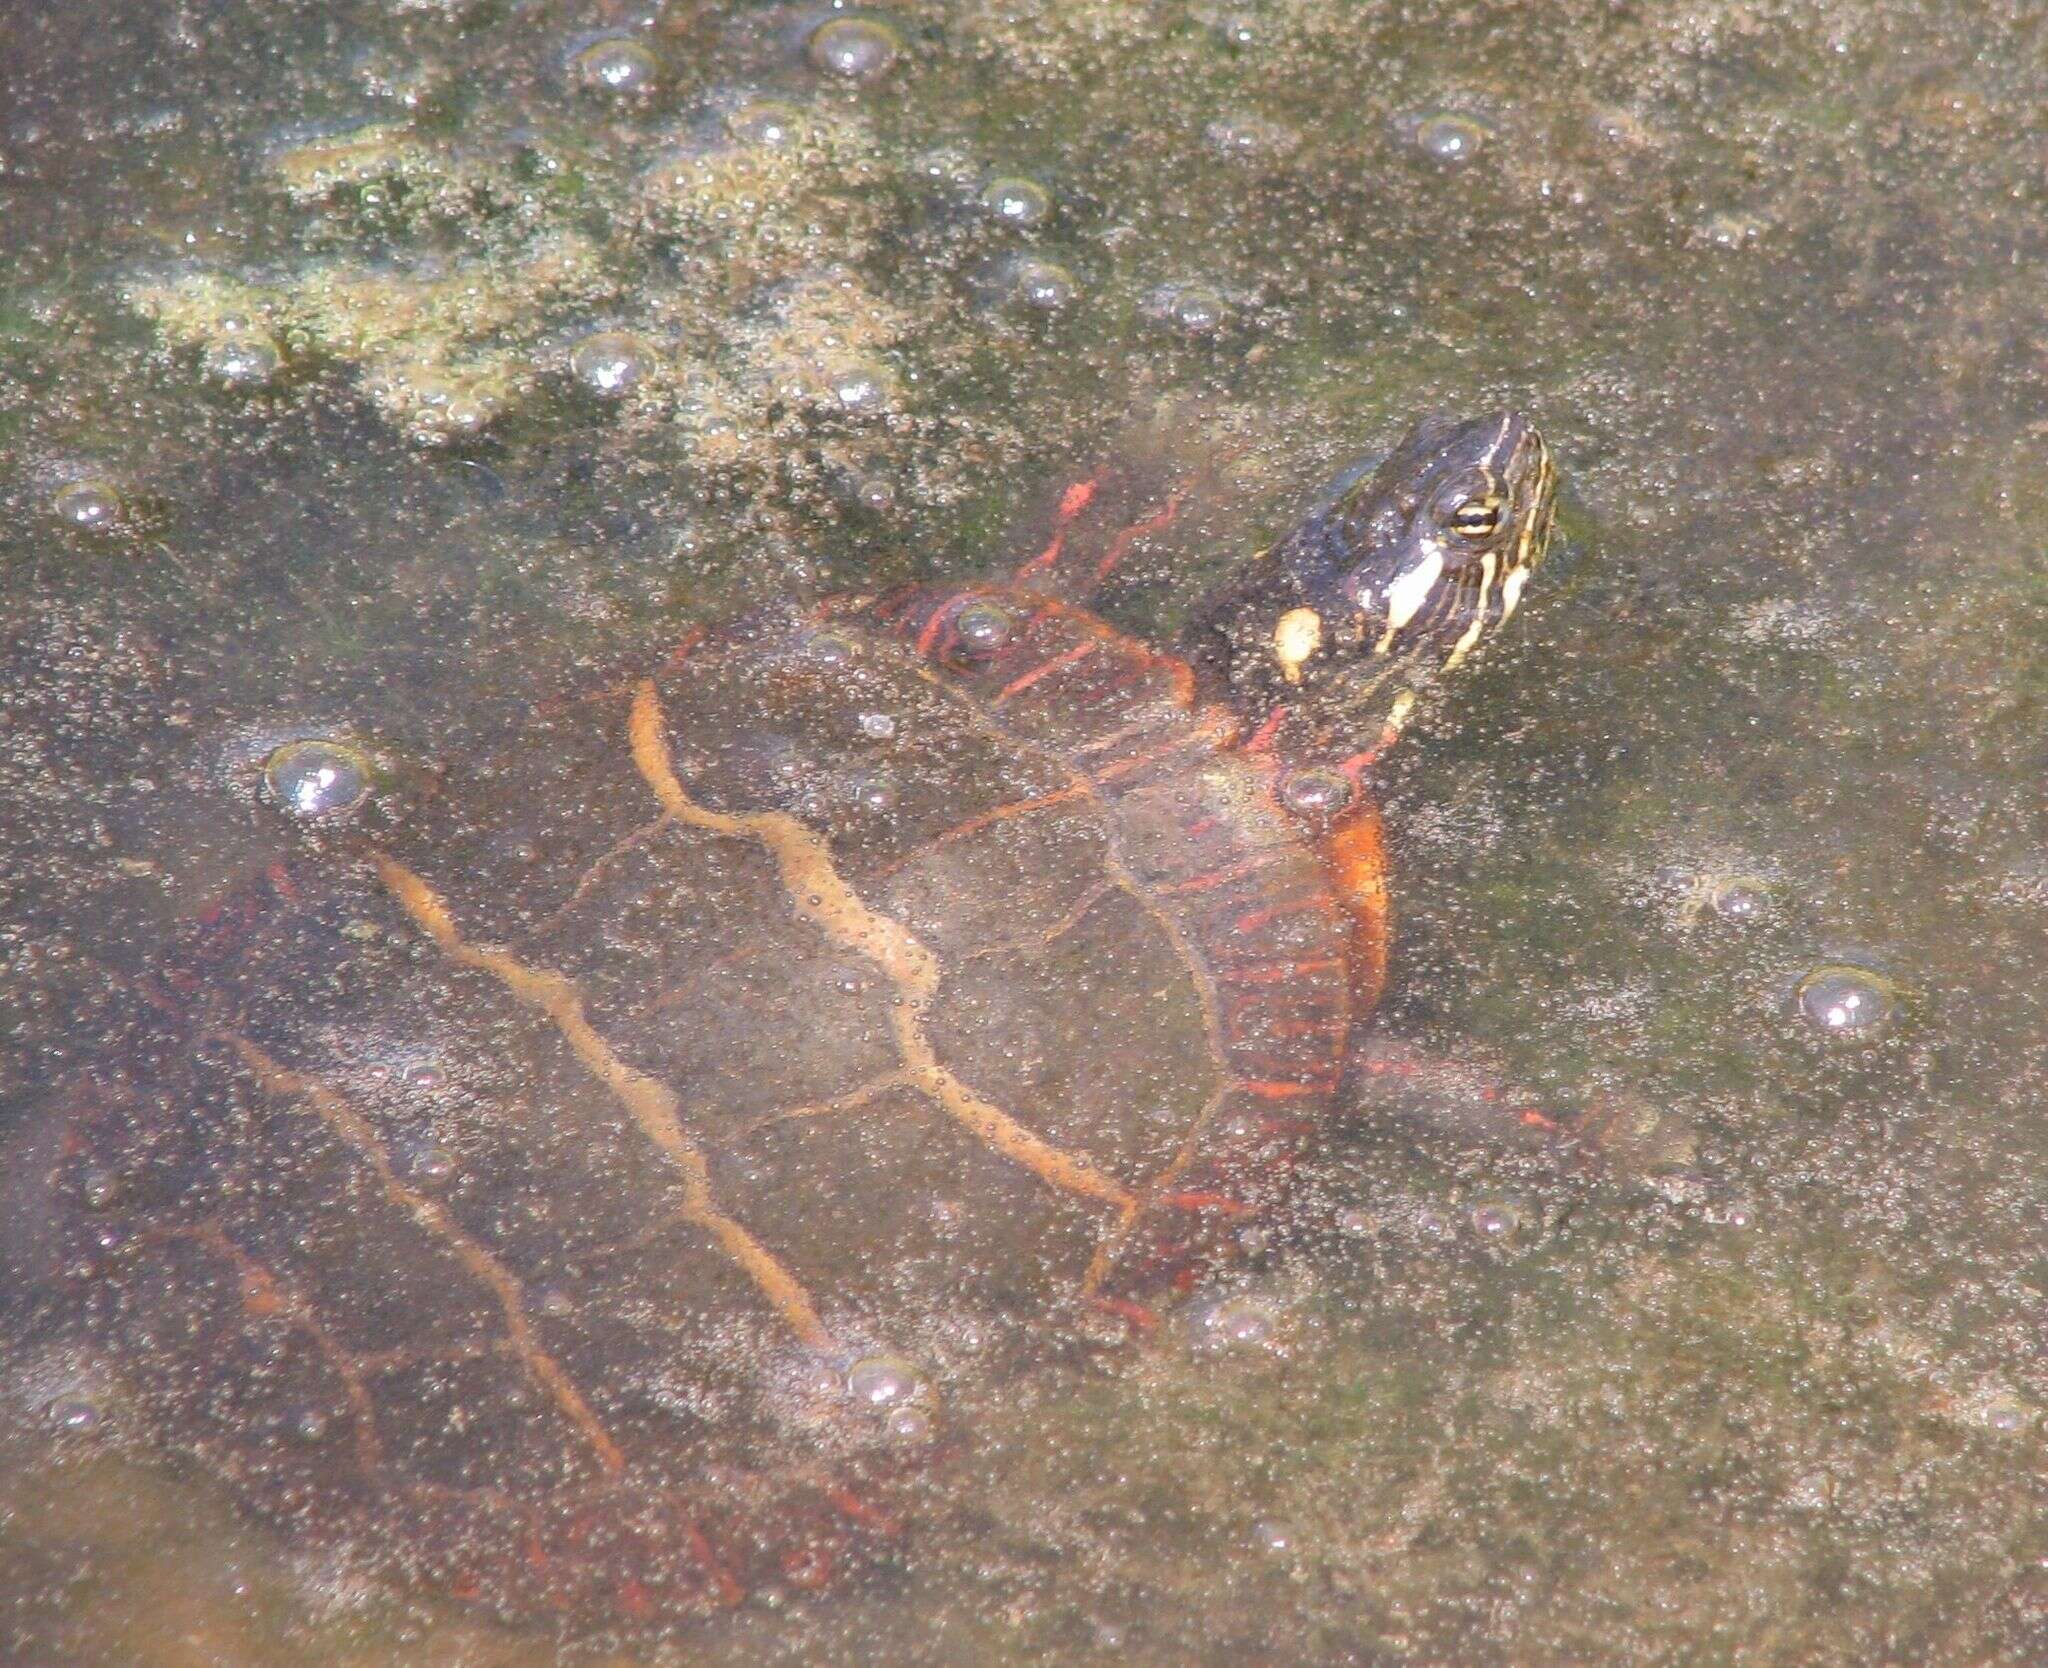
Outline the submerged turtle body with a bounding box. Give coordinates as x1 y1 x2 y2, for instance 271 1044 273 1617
36 413 1557 1623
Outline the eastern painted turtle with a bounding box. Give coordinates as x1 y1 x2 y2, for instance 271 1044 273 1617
35 413 1593 1623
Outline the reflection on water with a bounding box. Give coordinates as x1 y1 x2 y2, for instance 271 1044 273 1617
2 1 2042 1663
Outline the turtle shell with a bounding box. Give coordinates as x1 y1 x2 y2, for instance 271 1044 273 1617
36 580 1371 1623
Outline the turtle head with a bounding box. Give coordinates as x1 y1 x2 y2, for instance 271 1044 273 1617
1189 411 1557 734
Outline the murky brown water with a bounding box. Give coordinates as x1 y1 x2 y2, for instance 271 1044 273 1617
2 1 2043 1662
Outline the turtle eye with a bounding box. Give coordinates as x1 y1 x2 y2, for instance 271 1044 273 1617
1448 496 1502 539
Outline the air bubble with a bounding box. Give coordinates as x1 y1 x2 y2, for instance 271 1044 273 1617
1471 1201 1520 1239
845 1353 925 1408
886 1406 933 1441
807 17 902 82
50 1397 103 1432
411 1146 458 1184
840 469 896 513
1006 257 1076 312
1590 108 1650 146
807 631 861 665
727 99 804 146
979 176 1053 228
1701 211 1764 248
570 330 651 397
203 331 282 389
262 739 374 822
1280 768 1353 817
1166 284 1227 336
857 710 898 740
951 601 1018 657
1794 964 1896 1039
1197 1293 1280 1347
1708 1197 1756 1230
1708 876 1768 921
1205 112 1299 159
397 377 503 446
827 361 891 413
570 35 660 100
1404 110 1494 164
850 774 898 813
52 479 125 531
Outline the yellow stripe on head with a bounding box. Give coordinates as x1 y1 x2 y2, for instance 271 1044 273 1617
1440 549 1498 671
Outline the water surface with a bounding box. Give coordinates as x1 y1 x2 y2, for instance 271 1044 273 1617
1 1 2042 1662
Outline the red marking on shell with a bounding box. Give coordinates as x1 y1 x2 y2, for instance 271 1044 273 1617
1228 1073 1343 1098
1233 896 1337 934
915 591 969 657
1066 714 1167 761
1085 713 1241 789
1336 715 1406 783
1213 957 1344 984
992 638 1100 705
659 625 707 674
1232 1077 1335 1099
781 1545 835 1591
825 1486 904 1536
1264 1017 1349 1039
1242 706 1290 753
690 1525 746 1607
1160 1190 1249 1214
1151 851 1288 897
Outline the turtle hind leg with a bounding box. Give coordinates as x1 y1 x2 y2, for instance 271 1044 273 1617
1347 1037 1699 1185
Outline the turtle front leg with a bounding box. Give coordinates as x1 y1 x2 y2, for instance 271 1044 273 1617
1009 416 1250 604
1011 464 1192 602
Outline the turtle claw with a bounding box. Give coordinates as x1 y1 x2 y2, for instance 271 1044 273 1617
1569 1091 1700 1178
